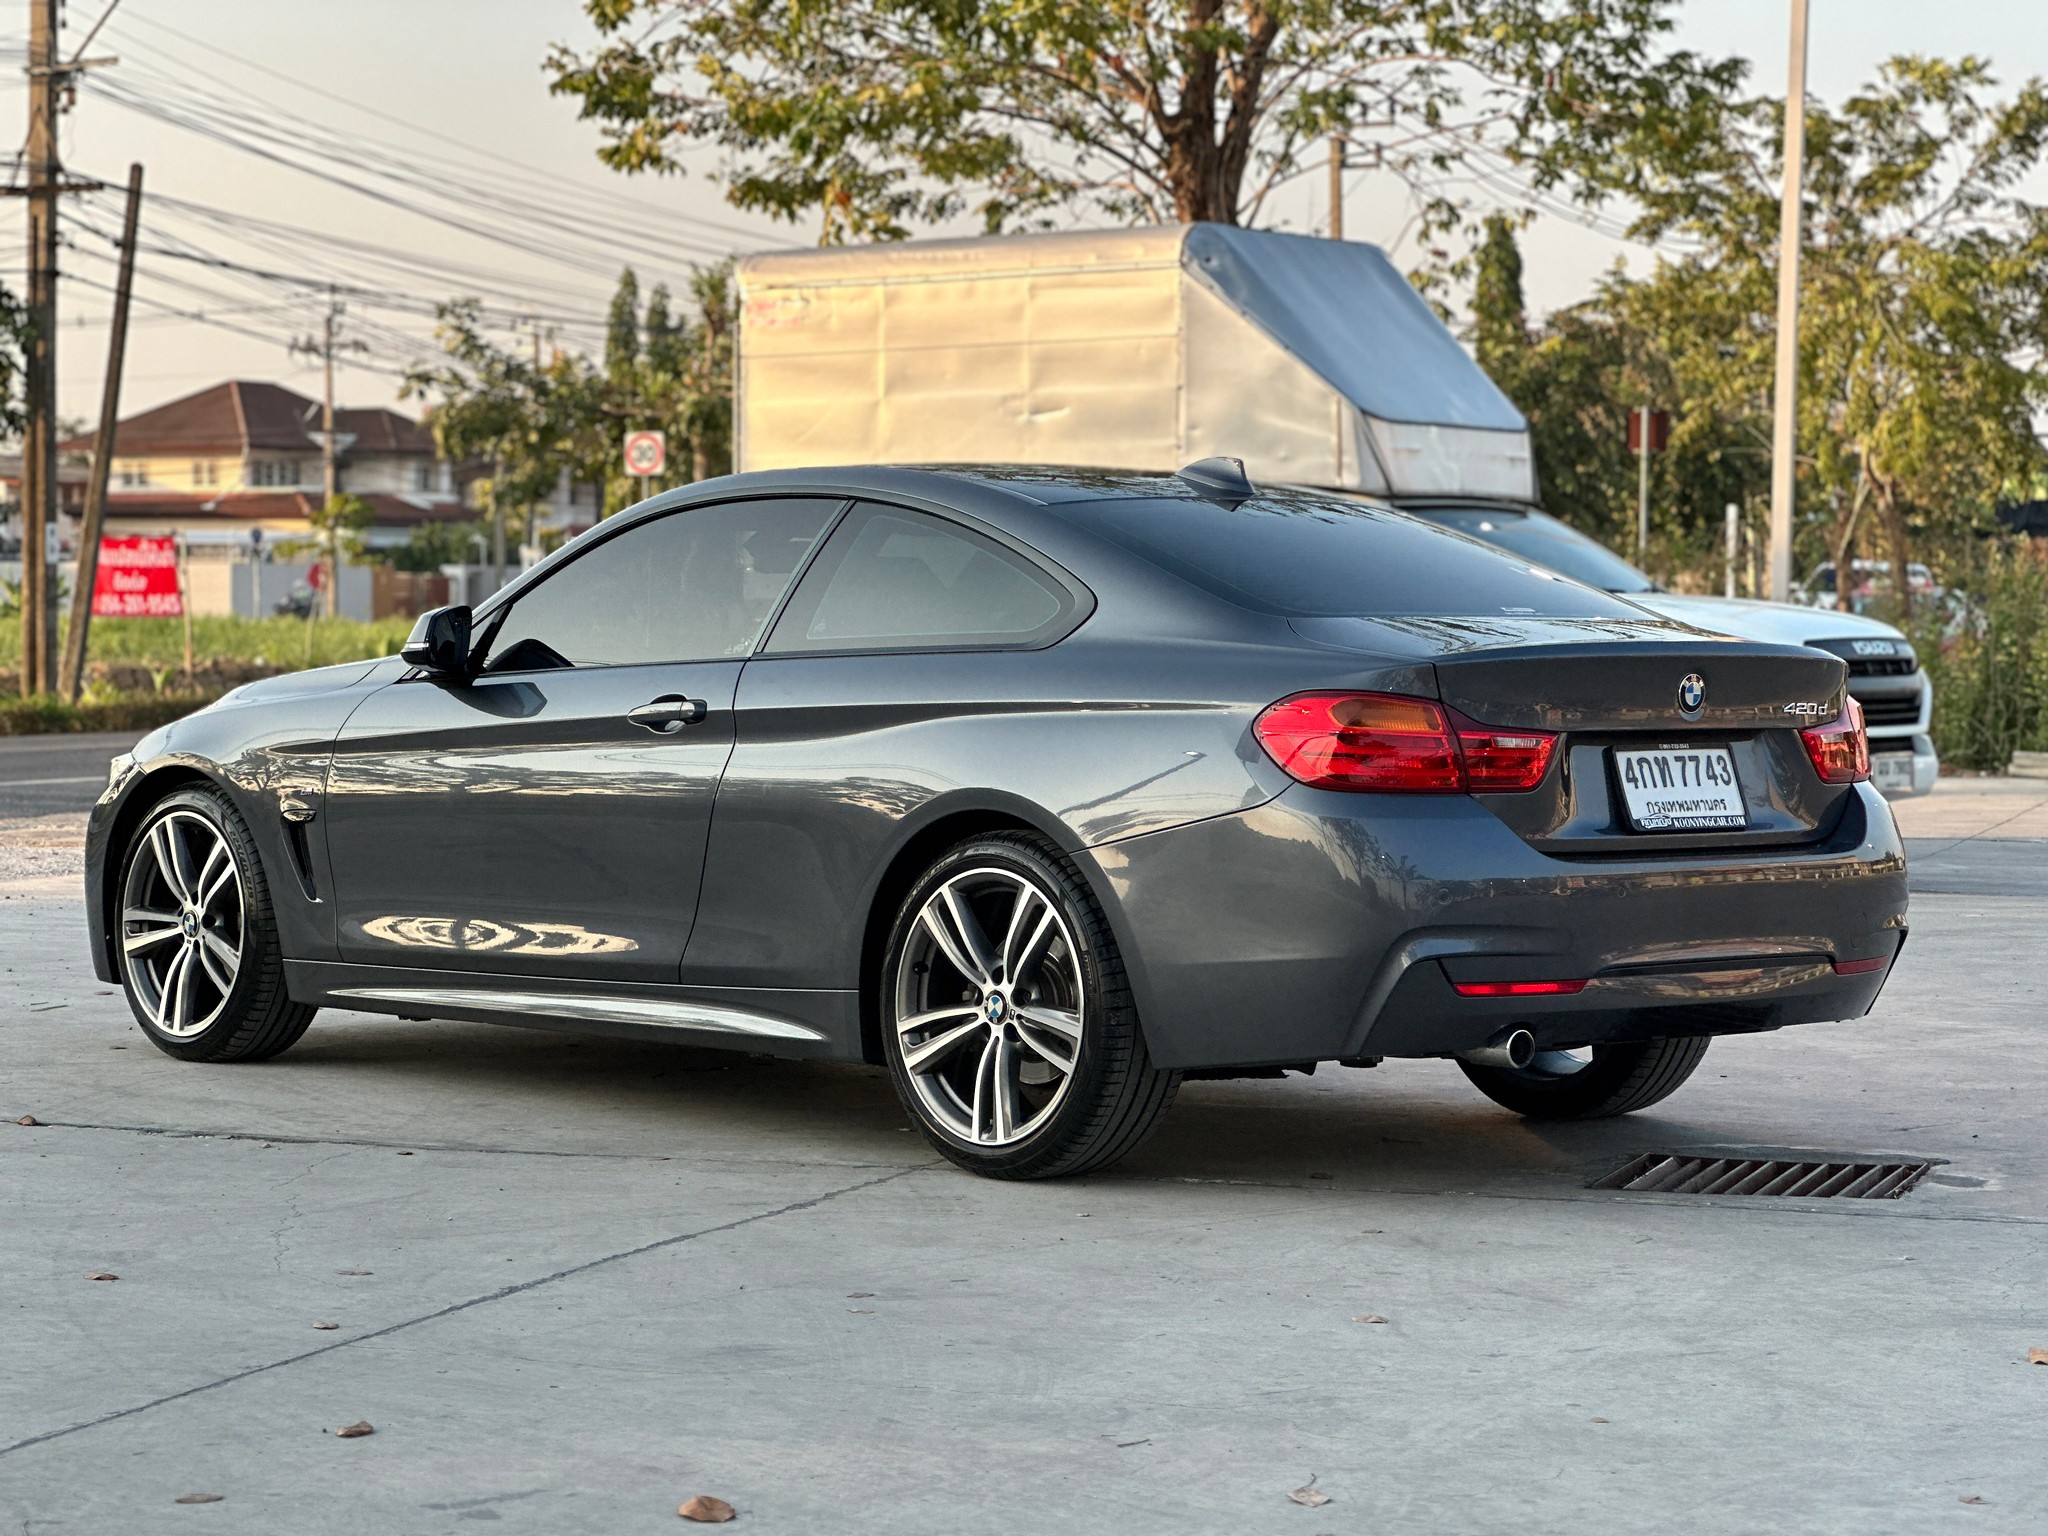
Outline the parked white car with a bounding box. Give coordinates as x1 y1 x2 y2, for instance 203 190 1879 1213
1401 503 1937 798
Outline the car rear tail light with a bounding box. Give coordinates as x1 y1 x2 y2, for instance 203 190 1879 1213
1253 692 1557 794
1832 956 1888 976
1451 979 1589 998
1801 696 1871 784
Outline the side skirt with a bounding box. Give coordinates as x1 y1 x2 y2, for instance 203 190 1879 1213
284 960 862 1061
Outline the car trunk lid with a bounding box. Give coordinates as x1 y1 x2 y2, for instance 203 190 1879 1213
1289 614 1854 852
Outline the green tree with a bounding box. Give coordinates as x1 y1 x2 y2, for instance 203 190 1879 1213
1627 55 2048 611
1474 58 2048 597
549 1 1740 244
604 267 641 378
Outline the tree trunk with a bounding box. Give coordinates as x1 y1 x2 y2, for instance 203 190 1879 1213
1875 473 1913 621
1159 1 1278 223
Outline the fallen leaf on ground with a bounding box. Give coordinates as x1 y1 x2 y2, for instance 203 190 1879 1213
1352 1315 1388 1325
174 1493 223 1505
847 1292 875 1299
15 1115 37 1126
2028 1348 2048 1366
1591 1418 1609 1425
86 1272 118 1282
312 1321 339 1331
332 1421 375 1438
1960 1495 1988 1505
1288 1480 1332 1509
396 1150 413 1156
678 1494 736 1522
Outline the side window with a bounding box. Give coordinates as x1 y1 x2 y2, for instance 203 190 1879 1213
480 497 838 672
763 503 1076 654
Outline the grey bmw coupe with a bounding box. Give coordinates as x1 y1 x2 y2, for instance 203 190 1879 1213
86 462 1906 1179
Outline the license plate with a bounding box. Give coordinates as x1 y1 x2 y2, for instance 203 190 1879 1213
1612 747 1746 831
1870 753 1915 795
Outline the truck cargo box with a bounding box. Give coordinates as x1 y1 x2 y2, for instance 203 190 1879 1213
736 222 1535 501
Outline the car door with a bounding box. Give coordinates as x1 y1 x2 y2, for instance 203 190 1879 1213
323 495 843 984
683 500 1090 990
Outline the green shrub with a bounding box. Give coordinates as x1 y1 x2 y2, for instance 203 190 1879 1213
1916 542 2048 772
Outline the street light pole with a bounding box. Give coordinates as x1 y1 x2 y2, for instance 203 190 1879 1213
1768 0 1811 603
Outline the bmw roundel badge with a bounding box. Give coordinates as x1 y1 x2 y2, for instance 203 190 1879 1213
1678 673 1707 714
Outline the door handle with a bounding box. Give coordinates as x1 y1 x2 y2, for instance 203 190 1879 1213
627 695 708 734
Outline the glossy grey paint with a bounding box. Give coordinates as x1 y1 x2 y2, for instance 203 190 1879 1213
86 465 1908 1075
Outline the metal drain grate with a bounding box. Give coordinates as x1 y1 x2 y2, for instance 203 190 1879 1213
1594 1153 1935 1200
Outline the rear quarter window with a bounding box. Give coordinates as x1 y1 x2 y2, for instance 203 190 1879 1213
1058 493 1647 619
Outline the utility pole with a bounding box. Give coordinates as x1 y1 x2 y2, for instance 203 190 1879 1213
60 161 143 704
292 290 363 617
1768 0 1811 603
1637 405 1653 563
1328 134 1345 241
19 0 59 697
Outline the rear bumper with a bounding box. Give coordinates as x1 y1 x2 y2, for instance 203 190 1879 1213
1092 783 1908 1070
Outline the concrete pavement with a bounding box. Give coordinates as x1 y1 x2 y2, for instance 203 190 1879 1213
2 780 2044 1534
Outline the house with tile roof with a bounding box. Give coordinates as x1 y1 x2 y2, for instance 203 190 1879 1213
52 379 471 548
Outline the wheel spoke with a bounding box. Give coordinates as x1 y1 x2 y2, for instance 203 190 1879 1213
196 838 234 911
1001 887 1058 989
1014 1018 1077 1076
900 1016 986 1075
968 1031 1001 1143
151 820 194 905
152 945 190 1030
172 943 198 1032
988 1034 1016 1142
198 930 239 993
122 907 182 954
1014 1004 1082 1045
922 887 996 987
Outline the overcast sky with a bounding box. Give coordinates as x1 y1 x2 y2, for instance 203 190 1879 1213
5 0 2044 424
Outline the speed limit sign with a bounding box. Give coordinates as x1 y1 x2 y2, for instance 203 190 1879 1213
623 430 666 478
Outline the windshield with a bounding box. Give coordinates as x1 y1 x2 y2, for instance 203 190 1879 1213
1414 507 1656 594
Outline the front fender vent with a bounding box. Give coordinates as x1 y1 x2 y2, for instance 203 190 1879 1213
1594 1152 1935 1200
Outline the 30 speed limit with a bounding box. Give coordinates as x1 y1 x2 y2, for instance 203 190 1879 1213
623 430 666 478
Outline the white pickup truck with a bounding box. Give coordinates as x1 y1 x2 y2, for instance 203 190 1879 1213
736 222 1937 797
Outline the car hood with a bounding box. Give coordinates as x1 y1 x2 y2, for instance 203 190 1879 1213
1629 593 1907 647
214 657 405 708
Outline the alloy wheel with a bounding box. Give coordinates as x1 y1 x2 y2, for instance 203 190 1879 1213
893 866 1086 1147
120 810 245 1038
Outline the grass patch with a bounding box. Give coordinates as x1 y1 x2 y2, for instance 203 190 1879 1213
0 614 412 672
0 691 220 737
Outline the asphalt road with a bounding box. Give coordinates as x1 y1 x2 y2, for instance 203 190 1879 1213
0 730 138 817
2 779 2044 1534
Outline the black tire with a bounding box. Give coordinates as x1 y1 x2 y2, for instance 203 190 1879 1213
1458 1036 1709 1120
115 784 316 1063
880 832 1178 1179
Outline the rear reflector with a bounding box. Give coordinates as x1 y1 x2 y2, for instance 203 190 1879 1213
1801 695 1871 784
1451 979 1589 998
1254 691 1557 794
1832 956 1888 975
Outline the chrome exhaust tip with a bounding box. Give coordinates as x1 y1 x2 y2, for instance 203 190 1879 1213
1459 1027 1536 1072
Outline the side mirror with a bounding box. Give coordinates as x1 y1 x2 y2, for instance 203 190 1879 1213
401 605 473 679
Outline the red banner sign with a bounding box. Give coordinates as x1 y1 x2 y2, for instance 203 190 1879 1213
91 535 184 618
